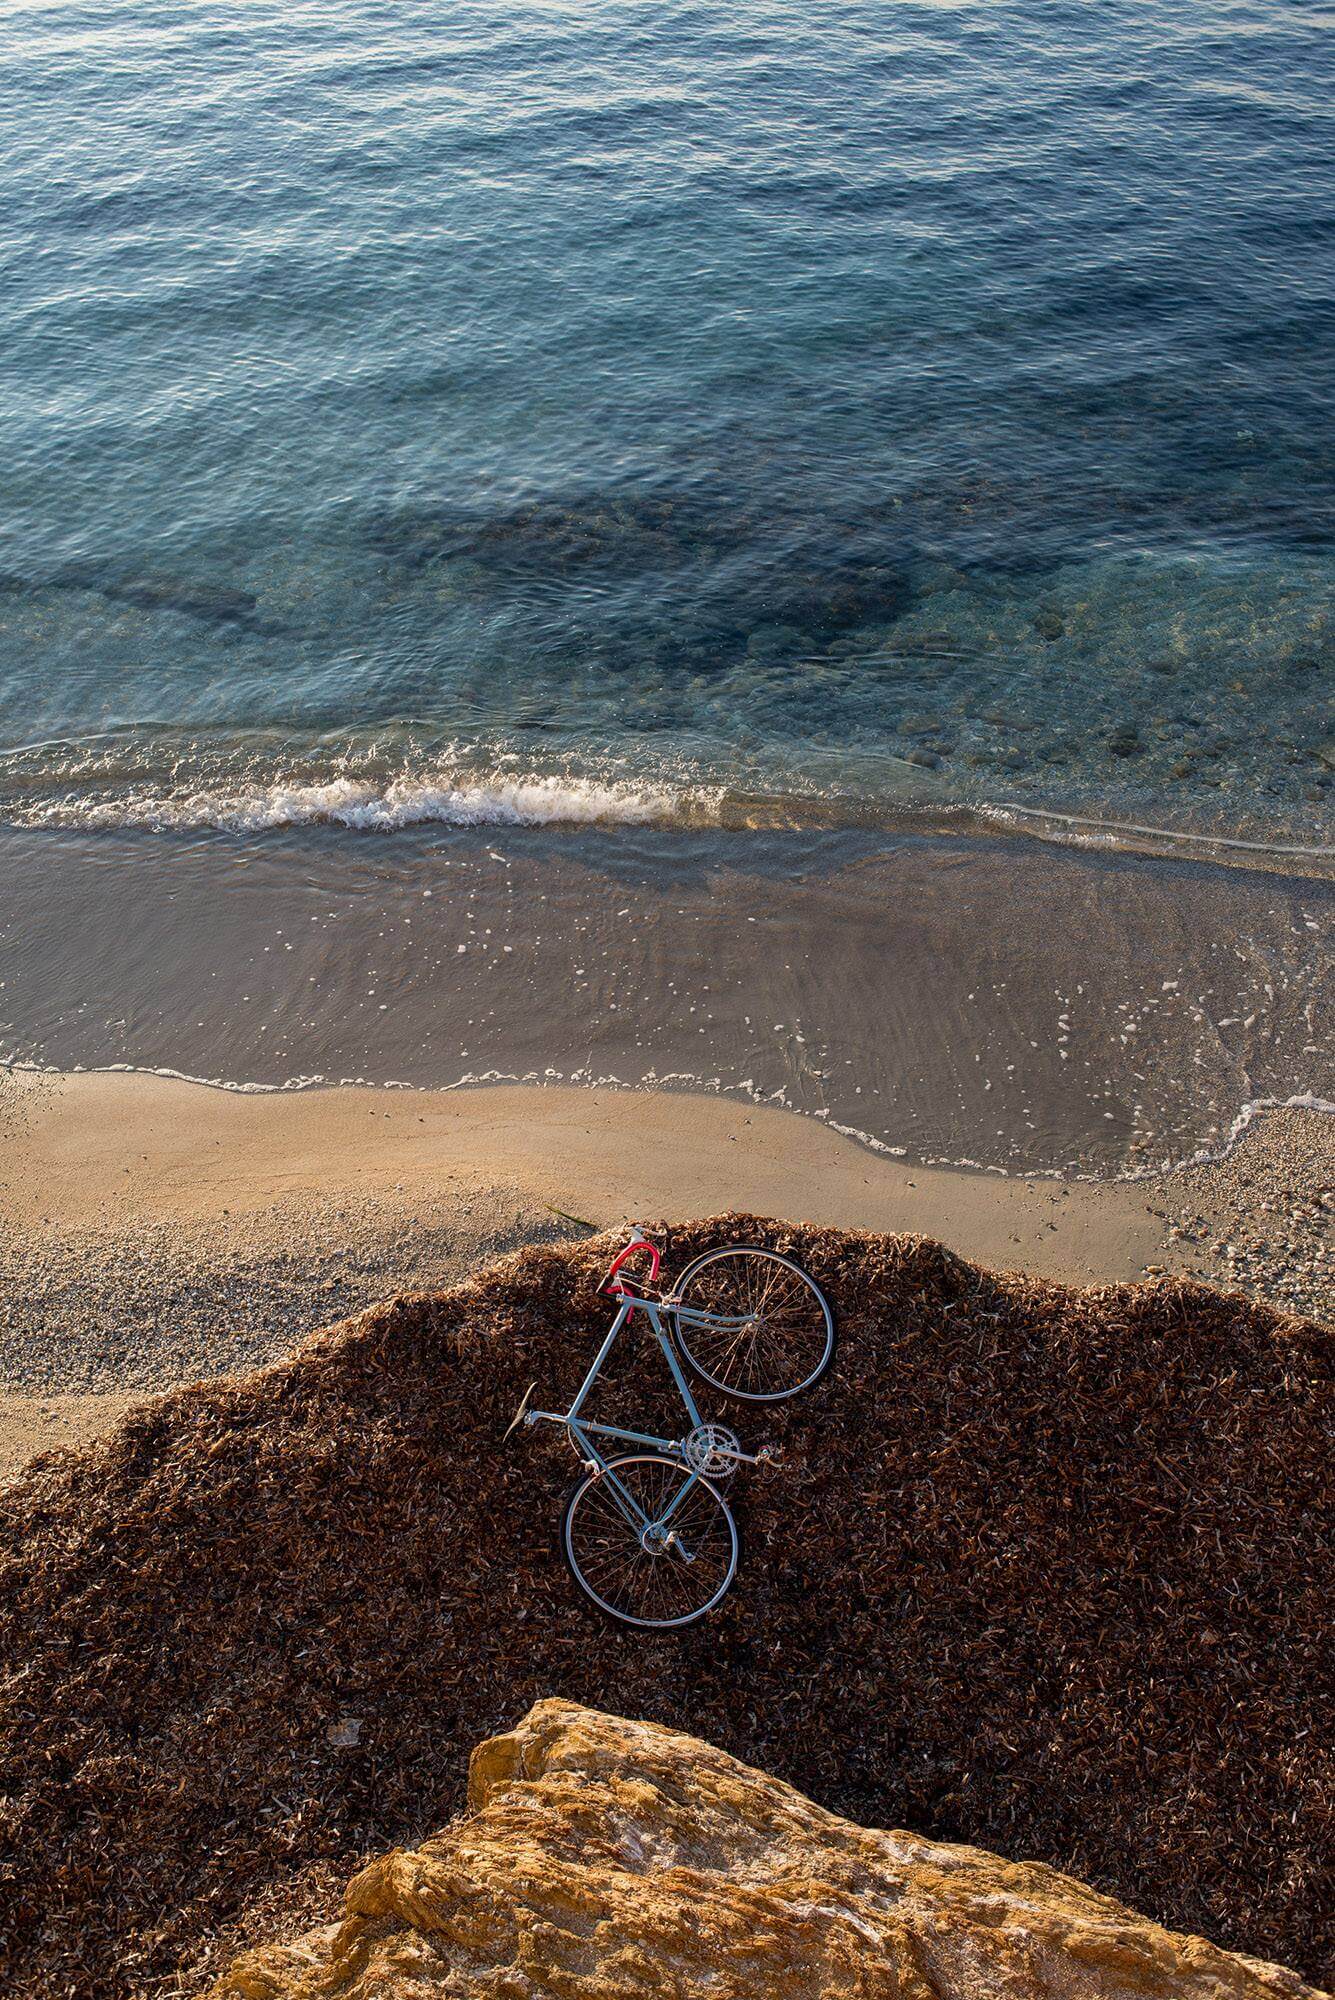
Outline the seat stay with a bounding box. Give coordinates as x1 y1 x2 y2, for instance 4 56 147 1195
656 1466 705 1528
564 1419 704 1555
567 1428 653 1533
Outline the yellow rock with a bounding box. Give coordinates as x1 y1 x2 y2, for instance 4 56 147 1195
213 1699 1324 2000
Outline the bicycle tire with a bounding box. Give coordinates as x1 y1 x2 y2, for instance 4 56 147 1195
561 1453 739 1629
671 1245 835 1402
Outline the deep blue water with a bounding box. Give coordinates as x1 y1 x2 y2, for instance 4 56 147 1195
1 0 1332 847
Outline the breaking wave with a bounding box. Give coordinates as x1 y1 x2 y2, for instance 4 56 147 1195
4 770 716 833
1 732 1330 875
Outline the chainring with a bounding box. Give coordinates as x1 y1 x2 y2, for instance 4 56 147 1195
682 1423 741 1479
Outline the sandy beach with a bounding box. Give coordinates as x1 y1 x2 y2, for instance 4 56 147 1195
2 1067 1328 1482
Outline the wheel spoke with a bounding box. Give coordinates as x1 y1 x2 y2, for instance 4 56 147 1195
673 1249 832 1401
564 1455 737 1627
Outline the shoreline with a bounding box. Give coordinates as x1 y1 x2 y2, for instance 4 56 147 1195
7 772 1335 877
6 1056 1333 1181
3 818 1330 1186
2 1070 1329 1482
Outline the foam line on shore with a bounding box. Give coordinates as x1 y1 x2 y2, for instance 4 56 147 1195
3 771 703 833
1131 1090 1335 1179
985 801 1335 867
5 1058 1330 1186
3 751 1330 879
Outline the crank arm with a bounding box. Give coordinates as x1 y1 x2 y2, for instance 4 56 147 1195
712 1442 783 1467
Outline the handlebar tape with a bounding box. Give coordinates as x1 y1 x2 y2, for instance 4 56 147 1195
602 1238 661 1295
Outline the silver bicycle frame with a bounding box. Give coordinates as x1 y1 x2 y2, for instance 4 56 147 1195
526 1291 755 1538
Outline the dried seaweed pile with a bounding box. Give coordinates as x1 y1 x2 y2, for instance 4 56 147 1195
1 1218 1330 1999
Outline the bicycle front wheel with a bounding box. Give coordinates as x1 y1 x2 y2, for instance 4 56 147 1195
672 1246 835 1402
561 1454 739 1629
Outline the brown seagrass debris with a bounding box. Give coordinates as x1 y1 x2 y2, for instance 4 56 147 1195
0 1216 1330 2000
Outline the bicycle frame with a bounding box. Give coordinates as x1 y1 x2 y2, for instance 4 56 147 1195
525 1290 760 1541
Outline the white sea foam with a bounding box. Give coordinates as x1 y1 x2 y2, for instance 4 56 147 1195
1120 1091 1335 1180
5 1057 1329 1185
12 771 706 833
983 801 1335 870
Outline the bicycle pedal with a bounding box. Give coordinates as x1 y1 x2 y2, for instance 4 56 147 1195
503 1381 538 1442
757 1444 783 1466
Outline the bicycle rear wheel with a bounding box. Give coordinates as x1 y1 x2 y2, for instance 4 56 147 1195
672 1246 835 1402
561 1454 738 1629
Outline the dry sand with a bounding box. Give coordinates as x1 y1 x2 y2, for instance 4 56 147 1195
1 1068 1329 1480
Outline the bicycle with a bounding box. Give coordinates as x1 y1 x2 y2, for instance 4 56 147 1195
507 1228 835 1628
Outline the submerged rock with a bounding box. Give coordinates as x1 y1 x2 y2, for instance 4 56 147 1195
17 564 289 633
94 576 263 624
213 1699 1321 2000
1108 724 1145 758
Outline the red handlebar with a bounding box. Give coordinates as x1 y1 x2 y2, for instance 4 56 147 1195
602 1236 661 1296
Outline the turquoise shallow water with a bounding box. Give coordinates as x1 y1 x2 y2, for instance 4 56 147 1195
1 0 1332 847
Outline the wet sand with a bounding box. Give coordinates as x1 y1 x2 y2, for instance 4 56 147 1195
2 1070 1329 1481
2 819 1330 1182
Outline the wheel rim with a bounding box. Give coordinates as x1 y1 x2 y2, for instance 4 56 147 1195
564 1455 738 1628
672 1248 833 1401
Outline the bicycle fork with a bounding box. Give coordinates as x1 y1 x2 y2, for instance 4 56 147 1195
574 1446 703 1563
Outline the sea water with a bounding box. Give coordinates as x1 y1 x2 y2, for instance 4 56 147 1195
0 0 1331 1168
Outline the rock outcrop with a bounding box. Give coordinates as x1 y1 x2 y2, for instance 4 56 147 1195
215 1700 1322 2000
